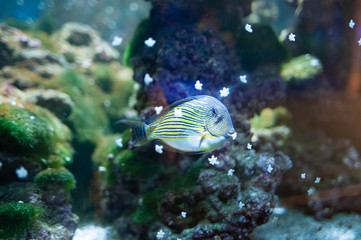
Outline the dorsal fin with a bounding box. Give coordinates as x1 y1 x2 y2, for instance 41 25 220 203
146 95 206 125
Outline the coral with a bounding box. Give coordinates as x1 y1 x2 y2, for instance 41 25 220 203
152 149 291 239
35 168 76 191
0 202 43 239
281 54 323 83
250 107 291 150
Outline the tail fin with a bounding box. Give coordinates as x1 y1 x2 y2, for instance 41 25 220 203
115 119 148 146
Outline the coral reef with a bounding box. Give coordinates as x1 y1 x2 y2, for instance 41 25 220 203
0 22 134 239
1 0 359 239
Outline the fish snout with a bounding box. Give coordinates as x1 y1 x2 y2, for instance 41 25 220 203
225 131 237 140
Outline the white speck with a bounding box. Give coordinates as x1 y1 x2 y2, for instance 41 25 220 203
307 187 316 195
239 75 247 83
104 99 111 107
29 116 35 120
49 127 54 131
272 216 278 222
181 211 187 218
144 37 156 47
138 197 143 205
338 176 343 182
358 38 361 46
349 19 355 29
155 144 163 154
247 143 252 150
301 173 306 179
239 201 245 209
65 157 71 162
267 164 273 173
18 200 24 203
156 229 165 239
115 138 123 147
111 36 123 46
310 59 320 67
273 207 287 215
10 100 16 106
194 80 203 90
73 225 110 240
174 108 183 117
230 132 237 140
98 166 106 172
16 166 28 179
144 73 153 85
155 106 163 115
314 177 321 184
245 24 253 33
208 155 219 165
82 59 92 69
0 161 2 169
129 2 139 11
288 33 296 41
105 5 114 14
220 87 230 97
227 169 235 176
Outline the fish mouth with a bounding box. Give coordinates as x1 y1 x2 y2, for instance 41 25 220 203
225 131 237 140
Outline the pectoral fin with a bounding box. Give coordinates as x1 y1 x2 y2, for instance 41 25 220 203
199 131 207 148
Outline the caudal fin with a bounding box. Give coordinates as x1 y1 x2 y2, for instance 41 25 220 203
115 119 148 146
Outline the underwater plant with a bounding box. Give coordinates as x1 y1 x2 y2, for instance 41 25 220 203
35 168 76 191
0 202 43 239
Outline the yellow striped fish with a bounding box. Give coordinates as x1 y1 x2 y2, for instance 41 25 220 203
116 95 235 153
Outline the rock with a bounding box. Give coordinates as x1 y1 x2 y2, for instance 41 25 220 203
24 89 74 120
52 23 119 65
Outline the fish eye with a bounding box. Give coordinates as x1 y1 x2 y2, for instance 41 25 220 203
211 108 217 115
215 117 222 124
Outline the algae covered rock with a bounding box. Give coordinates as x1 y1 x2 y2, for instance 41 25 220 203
281 54 323 83
0 182 78 240
35 168 76 191
0 202 43 239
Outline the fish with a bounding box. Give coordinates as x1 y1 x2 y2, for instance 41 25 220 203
116 95 235 154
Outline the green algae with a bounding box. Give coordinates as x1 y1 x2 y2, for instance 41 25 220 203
0 104 73 167
35 168 76 191
250 107 290 129
55 70 109 144
281 54 323 82
0 202 43 239
93 131 162 184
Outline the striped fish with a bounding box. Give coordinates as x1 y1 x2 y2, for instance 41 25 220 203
116 95 235 153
